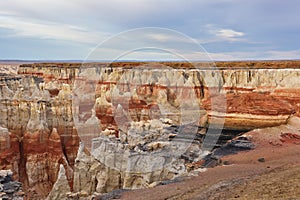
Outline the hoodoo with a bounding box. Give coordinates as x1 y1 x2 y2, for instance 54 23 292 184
0 60 300 199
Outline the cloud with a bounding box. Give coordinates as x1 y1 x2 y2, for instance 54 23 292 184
0 0 299 60
205 24 246 42
147 33 174 42
216 29 244 39
0 15 109 44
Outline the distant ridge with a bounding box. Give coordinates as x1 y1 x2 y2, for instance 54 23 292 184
1 59 300 65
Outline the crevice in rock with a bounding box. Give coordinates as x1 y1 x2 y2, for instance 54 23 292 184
18 139 28 189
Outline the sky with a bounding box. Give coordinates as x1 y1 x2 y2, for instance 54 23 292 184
0 0 299 61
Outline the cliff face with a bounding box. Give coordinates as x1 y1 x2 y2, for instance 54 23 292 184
210 68 300 130
18 62 300 132
0 73 79 198
0 61 300 198
72 64 300 134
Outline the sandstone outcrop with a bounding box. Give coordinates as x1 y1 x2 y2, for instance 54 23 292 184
0 127 19 180
68 119 204 196
62 62 300 134
0 72 79 198
18 61 300 131
0 61 300 198
46 165 71 200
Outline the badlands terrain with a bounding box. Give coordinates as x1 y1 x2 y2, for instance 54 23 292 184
0 60 300 199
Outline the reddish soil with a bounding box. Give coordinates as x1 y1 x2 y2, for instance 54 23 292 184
118 123 300 200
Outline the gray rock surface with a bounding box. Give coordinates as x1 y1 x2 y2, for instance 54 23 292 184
0 170 24 200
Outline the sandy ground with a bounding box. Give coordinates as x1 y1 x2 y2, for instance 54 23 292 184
117 118 300 200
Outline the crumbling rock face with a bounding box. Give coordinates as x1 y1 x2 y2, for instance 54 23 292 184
0 73 79 198
68 118 205 197
205 68 300 130
46 165 71 200
1 61 300 198
71 63 300 134
0 127 19 180
0 170 24 200
18 62 300 131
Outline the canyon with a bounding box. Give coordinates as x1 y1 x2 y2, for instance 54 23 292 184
0 60 300 199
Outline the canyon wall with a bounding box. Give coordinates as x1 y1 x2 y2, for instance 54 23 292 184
0 61 299 198
18 61 300 132
0 73 79 199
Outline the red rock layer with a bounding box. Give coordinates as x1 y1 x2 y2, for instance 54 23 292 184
0 132 20 180
11 61 300 197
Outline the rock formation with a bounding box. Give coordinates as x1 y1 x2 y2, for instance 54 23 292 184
0 72 79 198
0 61 299 198
0 170 24 199
46 165 71 200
